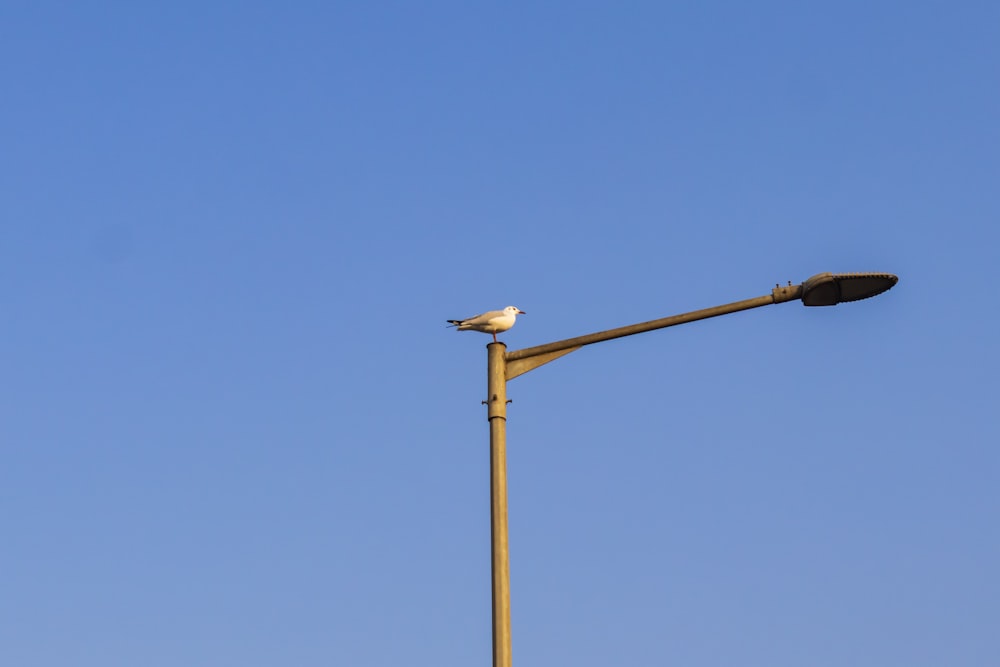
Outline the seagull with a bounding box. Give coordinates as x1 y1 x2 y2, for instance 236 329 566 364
447 306 526 343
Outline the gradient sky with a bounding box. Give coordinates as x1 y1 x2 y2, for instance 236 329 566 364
3 2 998 666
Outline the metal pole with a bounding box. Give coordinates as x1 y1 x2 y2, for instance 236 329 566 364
487 342 512 667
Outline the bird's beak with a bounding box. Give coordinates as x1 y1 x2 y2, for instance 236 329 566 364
518 310 526 314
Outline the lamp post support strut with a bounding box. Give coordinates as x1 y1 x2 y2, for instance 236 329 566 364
506 289 795 380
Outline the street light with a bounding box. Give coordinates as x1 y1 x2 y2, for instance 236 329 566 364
799 272 898 307
482 271 897 667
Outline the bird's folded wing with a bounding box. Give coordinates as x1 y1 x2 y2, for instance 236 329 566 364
462 311 500 326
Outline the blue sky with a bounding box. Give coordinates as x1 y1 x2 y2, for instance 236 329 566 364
2 2 997 665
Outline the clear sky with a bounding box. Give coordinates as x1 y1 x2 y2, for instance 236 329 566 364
3 2 997 666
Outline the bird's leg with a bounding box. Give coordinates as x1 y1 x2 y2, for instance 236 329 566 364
492 331 498 343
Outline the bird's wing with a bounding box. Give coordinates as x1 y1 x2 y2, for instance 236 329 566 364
460 310 503 326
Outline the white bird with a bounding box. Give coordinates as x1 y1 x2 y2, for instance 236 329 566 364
447 306 526 343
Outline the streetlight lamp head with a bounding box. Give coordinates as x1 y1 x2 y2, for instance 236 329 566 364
801 272 898 307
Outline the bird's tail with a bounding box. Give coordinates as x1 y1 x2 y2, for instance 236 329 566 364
446 320 461 328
